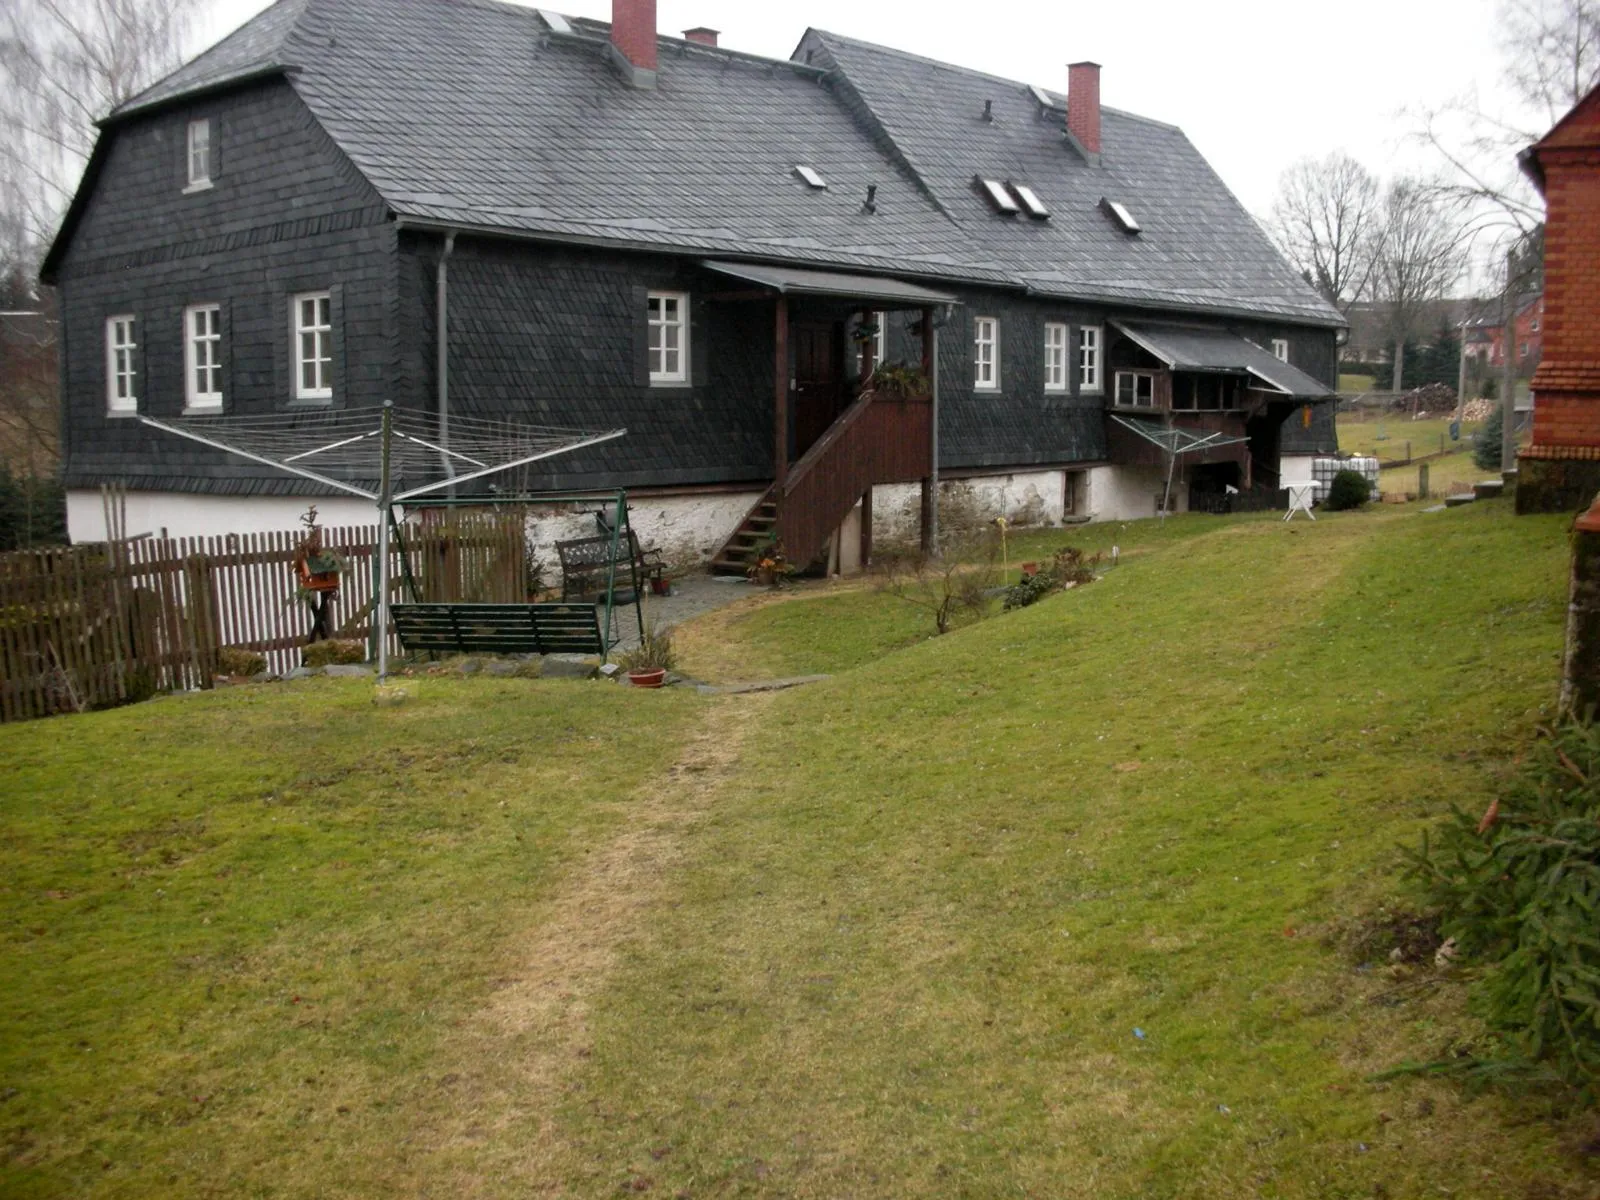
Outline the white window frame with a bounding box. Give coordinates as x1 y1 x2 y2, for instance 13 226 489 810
292 291 334 401
105 315 138 414
1079 325 1102 392
974 316 1000 391
185 119 213 192
1114 370 1157 409
1271 338 1290 362
648 291 689 386
1044 322 1069 393
184 303 224 410
858 311 888 376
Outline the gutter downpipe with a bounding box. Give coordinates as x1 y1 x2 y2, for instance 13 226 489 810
437 230 458 491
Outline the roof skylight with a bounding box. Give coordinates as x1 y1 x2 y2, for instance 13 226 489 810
1102 198 1141 234
795 165 828 189
978 177 1021 215
1011 183 1050 219
1029 84 1065 112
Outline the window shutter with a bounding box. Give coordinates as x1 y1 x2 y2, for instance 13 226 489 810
690 294 709 388
630 285 650 387
272 287 289 403
134 316 148 413
220 299 233 408
1067 323 1080 400
328 283 345 405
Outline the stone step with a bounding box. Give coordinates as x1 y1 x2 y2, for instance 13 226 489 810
1444 493 1477 508
1473 479 1506 500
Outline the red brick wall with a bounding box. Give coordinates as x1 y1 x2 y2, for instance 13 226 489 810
1528 112 1600 454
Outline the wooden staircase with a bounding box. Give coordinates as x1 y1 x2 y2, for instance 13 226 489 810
711 387 933 576
710 493 780 575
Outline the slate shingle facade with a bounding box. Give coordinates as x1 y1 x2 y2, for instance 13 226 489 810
45 0 1344 516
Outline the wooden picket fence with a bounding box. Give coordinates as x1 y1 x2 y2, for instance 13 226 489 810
0 510 526 723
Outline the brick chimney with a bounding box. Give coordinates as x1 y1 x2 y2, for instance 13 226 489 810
683 27 719 47
1067 61 1102 160
610 0 658 88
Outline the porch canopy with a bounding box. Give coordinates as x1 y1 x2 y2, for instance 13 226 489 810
700 260 959 308
1111 321 1337 399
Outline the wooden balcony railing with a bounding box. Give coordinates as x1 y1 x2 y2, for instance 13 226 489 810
777 389 932 568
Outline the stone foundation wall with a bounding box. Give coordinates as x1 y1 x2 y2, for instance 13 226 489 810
1514 455 1600 515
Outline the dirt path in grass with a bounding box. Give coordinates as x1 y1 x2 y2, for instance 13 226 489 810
404 691 772 1193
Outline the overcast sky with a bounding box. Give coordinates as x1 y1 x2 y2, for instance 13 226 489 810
201 0 1530 220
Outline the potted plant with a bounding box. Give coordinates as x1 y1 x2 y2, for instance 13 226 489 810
746 532 792 588
617 622 676 688
867 362 931 400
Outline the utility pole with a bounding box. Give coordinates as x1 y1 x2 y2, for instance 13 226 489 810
1501 250 1518 475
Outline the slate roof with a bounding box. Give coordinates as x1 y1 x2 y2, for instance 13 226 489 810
84 0 1341 329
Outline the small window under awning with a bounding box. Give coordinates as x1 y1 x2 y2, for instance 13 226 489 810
1111 320 1336 399
700 260 959 308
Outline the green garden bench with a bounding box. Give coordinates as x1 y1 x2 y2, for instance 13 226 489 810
390 603 611 658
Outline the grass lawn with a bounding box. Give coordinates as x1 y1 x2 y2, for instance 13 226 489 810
1338 414 1479 462
0 678 701 1196
1338 373 1376 393
1379 449 1496 498
4 503 1597 1197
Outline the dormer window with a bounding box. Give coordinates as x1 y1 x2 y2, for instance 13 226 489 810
795 165 828 190
186 118 212 191
1011 184 1050 219
1102 197 1141 234
978 178 1021 215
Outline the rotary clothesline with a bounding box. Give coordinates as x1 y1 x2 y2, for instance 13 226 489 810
137 405 625 502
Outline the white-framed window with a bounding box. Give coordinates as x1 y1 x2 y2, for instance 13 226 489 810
292 292 333 400
857 311 888 376
1114 370 1157 409
1044 322 1069 392
974 316 1000 390
1079 325 1102 392
184 303 223 409
186 118 212 191
105 316 138 413
1271 338 1290 362
648 291 689 385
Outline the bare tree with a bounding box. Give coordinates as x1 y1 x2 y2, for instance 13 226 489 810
1370 178 1471 391
1415 0 1600 236
0 0 198 274
1267 153 1381 315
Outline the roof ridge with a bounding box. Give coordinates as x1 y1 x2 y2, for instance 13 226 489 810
808 28 1186 135
112 0 312 119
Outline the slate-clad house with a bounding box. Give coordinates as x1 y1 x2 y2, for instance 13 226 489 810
44 0 1343 565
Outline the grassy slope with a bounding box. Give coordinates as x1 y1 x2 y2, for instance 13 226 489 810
5 505 1595 1197
561 504 1596 1198
0 678 698 1197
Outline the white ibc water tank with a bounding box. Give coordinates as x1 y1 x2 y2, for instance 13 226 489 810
1310 456 1379 503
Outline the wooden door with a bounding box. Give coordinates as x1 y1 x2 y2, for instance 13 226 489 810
793 321 844 458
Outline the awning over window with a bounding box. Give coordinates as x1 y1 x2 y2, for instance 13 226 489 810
1109 414 1250 456
700 260 959 308
1111 321 1336 399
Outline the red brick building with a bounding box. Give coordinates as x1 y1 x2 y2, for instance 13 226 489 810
1463 292 1544 369
1519 84 1600 512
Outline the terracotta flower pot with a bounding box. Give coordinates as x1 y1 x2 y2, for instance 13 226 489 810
651 578 672 596
627 668 667 689
1020 562 1039 577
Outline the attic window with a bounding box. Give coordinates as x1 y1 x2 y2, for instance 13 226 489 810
1029 84 1065 112
1011 184 1050 219
1102 198 1141 234
795 165 828 190
979 178 1021 215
